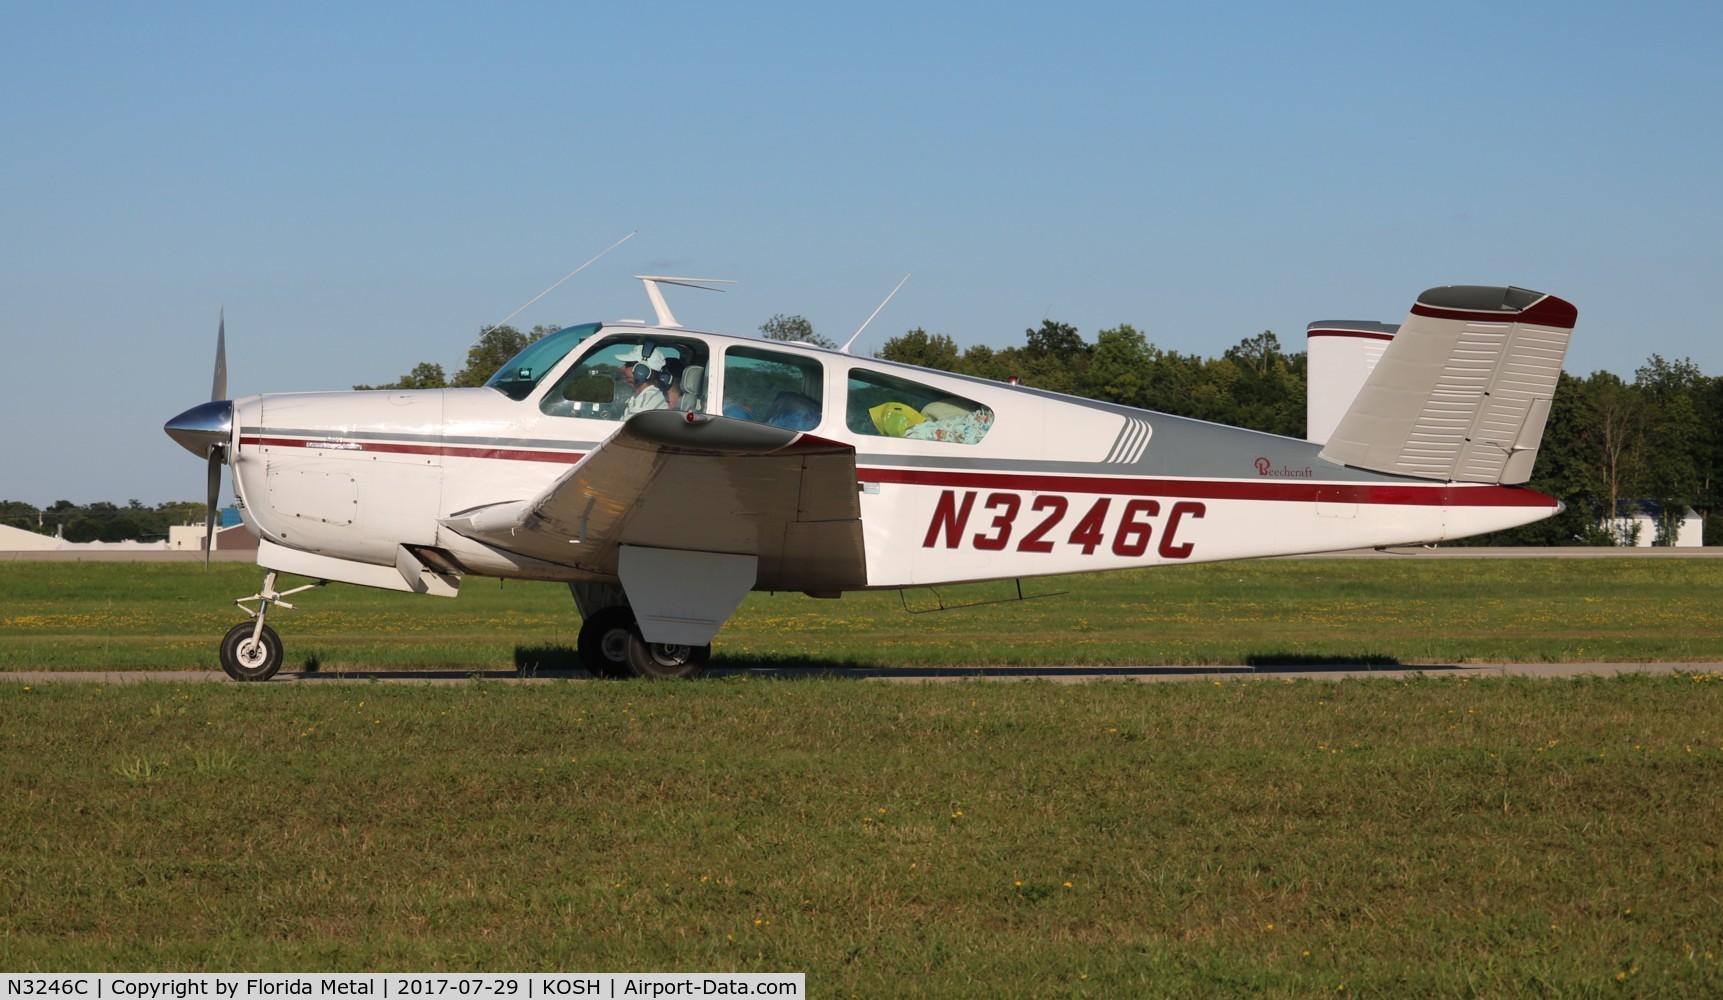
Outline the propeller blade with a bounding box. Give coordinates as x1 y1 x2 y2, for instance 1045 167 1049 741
204 446 223 566
211 309 228 402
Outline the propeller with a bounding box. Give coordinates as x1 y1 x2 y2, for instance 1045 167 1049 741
164 311 234 566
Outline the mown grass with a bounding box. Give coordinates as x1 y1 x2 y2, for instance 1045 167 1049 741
1 559 1721 672
2 675 1721 995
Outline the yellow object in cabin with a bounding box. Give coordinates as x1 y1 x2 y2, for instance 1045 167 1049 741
869 402 926 437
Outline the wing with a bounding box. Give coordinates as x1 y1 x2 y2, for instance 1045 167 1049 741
441 410 867 593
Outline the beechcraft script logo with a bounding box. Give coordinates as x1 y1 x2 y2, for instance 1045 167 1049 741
1255 456 1314 478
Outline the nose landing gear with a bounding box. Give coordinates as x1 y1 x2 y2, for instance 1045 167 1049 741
219 621 283 681
220 571 325 681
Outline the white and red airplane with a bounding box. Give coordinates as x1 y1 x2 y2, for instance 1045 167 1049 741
165 279 1576 680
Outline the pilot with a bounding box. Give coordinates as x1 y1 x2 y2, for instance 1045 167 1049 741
616 347 668 417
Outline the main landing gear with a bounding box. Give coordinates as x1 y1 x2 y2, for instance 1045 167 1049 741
220 571 324 682
571 589 709 680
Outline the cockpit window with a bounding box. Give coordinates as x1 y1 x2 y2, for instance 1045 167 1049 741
847 369 994 445
540 335 709 420
484 323 602 401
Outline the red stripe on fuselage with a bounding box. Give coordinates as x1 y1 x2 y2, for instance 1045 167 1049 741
244 434 1557 509
859 467 1557 508
245 436 585 465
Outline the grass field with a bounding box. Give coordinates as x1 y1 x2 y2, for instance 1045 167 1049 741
5 560 1723 994
3 674 1722 995
2 558 1722 672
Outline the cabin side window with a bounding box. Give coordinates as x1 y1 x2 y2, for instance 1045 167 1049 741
540 336 708 420
846 369 994 445
721 346 824 430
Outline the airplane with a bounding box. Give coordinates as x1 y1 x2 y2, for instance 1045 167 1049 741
164 278 1577 681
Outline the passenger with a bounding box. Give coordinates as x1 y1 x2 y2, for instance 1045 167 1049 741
658 358 686 410
766 391 821 431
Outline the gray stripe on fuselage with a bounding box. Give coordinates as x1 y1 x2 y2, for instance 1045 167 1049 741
245 427 601 452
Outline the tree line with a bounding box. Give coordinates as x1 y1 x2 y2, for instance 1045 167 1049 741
10 316 1714 546
0 499 205 543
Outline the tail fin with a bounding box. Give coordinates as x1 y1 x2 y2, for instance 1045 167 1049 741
1317 286 1577 485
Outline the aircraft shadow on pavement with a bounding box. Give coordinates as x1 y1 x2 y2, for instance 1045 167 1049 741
263 646 1457 682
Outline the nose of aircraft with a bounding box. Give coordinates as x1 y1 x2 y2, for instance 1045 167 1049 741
164 399 234 456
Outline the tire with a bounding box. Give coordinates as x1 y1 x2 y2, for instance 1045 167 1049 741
219 622 283 682
623 626 710 680
577 607 636 678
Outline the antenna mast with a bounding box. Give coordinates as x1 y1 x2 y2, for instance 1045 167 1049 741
467 230 636 350
840 273 911 354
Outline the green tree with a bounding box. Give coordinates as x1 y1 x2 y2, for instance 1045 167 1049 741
1088 325 1153 407
760 314 836 349
1586 371 1648 543
0 499 42 533
878 328 962 372
42 500 76 536
1017 320 1090 395
1218 331 1305 436
1634 355 1708 544
355 361 448 391
1223 330 1282 375
1699 375 1723 543
155 501 205 531
452 325 538 388
959 344 1000 379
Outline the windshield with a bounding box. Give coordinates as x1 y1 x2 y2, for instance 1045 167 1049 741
484 323 602 401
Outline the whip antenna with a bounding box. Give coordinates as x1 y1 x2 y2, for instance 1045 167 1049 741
470 230 636 347
840 273 910 354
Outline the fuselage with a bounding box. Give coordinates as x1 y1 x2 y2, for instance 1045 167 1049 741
220 320 1558 592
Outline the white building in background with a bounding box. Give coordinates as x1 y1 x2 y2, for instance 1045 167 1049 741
0 522 171 552
0 523 64 551
1606 501 1703 547
168 524 209 550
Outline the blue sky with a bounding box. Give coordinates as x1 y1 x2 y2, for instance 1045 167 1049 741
3 1 1719 505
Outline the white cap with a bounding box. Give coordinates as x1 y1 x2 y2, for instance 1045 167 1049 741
616 346 664 371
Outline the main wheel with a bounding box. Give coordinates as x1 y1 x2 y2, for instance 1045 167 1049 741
623 627 710 680
219 622 283 682
577 607 636 678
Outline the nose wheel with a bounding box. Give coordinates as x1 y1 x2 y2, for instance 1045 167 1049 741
220 622 283 681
